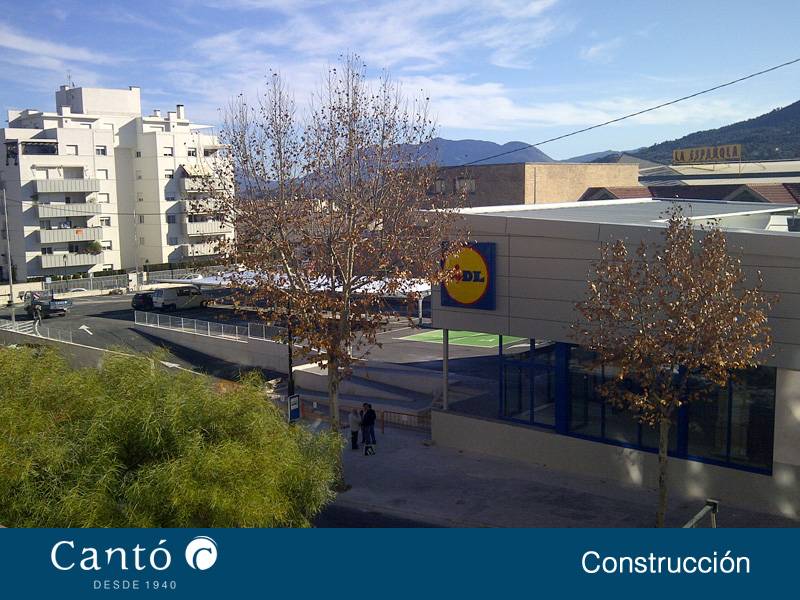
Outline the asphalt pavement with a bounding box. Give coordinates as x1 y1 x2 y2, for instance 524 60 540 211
0 292 503 382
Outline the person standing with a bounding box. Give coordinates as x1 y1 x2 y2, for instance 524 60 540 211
362 403 377 454
348 408 361 451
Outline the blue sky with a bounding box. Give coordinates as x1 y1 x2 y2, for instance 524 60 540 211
1 0 799 159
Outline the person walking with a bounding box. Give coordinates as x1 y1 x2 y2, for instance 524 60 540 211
348 408 361 451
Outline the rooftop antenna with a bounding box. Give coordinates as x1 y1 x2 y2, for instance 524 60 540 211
67 70 74 87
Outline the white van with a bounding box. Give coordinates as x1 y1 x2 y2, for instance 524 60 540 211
152 286 205 311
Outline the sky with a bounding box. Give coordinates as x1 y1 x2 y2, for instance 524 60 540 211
1 0 799 160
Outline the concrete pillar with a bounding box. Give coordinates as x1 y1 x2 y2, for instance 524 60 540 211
442 328 449 411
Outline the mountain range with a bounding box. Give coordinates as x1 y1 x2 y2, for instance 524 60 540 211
434 99 800 166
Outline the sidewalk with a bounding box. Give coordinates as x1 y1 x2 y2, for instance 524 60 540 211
334 426 798 528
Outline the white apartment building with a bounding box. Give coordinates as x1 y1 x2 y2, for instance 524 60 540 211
0 85 233 281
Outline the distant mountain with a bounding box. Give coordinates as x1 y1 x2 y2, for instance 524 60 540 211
421 137 552 165
632 100 800 163
562 150 619 163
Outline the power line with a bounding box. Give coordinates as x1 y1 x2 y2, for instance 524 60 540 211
458 56 800 167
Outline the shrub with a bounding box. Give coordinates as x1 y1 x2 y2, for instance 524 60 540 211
0 347 340 527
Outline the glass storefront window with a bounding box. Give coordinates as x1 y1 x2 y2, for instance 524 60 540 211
502 362 530 421
687 377 729 462
568 347 603 438
497 342 775 473
730 367 775 470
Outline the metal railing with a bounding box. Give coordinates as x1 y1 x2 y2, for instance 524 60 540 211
0 319 73 344
380 410 431 433
682 499 719 528
44 273 129 294
144 265 226 282
246 322 284 341
135 311 249 341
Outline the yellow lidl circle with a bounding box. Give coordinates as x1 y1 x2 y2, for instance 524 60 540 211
444 247 490 305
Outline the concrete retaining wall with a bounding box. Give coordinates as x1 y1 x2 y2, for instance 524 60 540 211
133 323 290 373
432 409 800 519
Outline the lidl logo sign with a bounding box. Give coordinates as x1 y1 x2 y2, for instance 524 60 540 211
441 242 495 310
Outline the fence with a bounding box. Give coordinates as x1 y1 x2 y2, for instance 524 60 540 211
144 265 226 282
0 319 73 344
682 499 719 528
44 273 129 294
297 399 431 433
135 310 249 341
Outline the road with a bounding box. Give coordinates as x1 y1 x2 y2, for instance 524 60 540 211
0 293 504 381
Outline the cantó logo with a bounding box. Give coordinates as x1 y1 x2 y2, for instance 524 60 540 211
185 536 218 571
444 246 490 305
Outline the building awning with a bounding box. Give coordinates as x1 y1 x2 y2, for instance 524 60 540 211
181 163 213 178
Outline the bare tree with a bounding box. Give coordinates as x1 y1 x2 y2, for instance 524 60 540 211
574 205 774 527
209 56 464 484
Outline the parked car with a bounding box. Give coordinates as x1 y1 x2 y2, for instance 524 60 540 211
131 292 154 311
67 287 88 293
22 291 72 319
152 286 205 311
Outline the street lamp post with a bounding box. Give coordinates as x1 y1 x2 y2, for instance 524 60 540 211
287 296 295 396
62 254 68 297
2 188 15 324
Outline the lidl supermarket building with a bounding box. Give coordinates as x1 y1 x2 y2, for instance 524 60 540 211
432 198 800 518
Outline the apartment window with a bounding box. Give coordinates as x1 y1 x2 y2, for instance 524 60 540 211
433 179 448 194
95 145 107 156
139 237 145 246
40 220 51 229
163 146 174 157
67 243 80 253
166 214 177 224
63 167 83 179
188 147 197 157
100 240 113 250
41 247 54 255
99 217 111 227
204 148 216 157
165 195 177 202
168 236 179 245
64 196 72 204
136 170 142 180
455 178 476 194
97 169 109 179
164 169 174 179
137 193 144 202
135 151 142 158
98 193 110 203
102 264 114 271
65 144 78 156
138 215 145 224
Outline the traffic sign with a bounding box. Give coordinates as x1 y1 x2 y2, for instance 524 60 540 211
288 394 301 422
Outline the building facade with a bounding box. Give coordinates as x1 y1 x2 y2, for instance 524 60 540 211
431 162 639 207
0 85 233 281
433 198 800 517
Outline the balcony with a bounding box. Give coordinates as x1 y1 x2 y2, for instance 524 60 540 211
33 179 101 194
37 202 103 218
180 242 221 257
39 226 103 244
41 252 104 269
184 220 233 236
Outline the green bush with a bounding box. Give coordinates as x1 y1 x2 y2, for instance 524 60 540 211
0 347 340 527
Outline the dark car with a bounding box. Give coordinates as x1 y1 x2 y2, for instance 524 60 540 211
131 292 154 311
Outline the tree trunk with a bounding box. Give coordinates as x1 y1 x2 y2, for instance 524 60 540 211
327 357 346 490
656 417 670 528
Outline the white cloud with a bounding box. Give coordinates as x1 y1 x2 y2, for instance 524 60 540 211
579 37 623 63
0 23 114 64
